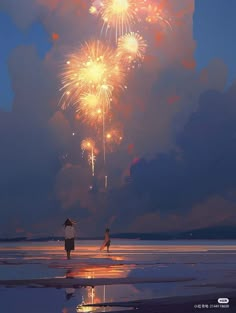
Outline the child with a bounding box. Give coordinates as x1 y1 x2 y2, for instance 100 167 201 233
100 228 111 253
64 218 76 260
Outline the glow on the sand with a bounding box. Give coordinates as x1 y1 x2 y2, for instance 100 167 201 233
81 138 96 176
117 32 147 65
94 0 145 40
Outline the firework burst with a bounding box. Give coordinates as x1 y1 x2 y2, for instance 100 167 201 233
60 40 126 111
78 91 103 127
91 0 145 41
117 32 147 67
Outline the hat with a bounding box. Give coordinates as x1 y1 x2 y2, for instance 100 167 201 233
63 218 76 226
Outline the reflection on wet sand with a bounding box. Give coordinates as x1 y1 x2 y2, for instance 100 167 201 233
63 262 134 280
63 267 105 312
64 267 119 312
76 285 132 312
76 286 97 312
1 240 236 313
62 266 134 312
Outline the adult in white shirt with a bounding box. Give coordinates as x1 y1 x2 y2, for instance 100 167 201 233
64 218 76 259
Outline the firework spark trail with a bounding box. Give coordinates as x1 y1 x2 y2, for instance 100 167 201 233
59 0 172 189
90 0 145 42
60 40 126 162
98 84 113 162
81 138 96 176
89 0 172 42
60 40 128 189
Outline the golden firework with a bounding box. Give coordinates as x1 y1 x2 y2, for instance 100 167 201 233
96 0 145 40
117 32 147 65
60 40 126 111
81 138 95 151
78 91 103 126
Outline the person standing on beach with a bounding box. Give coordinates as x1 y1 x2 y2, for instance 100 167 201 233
100 228 111 253
64 218 76 260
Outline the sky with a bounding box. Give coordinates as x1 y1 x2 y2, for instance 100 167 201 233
0 0 236 238
193 0 236 86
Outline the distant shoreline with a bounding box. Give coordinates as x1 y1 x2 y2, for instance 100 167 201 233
1 225 236 242
1 236 236 242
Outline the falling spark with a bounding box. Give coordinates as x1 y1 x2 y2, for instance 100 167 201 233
89 5 97 14
81 138 96 176
105 127 123 151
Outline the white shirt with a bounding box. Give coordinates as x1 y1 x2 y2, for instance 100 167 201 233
65 226 75 239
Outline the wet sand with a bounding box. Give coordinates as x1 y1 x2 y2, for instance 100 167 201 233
0 276 195 288
84 291 236 313
0 240 236 312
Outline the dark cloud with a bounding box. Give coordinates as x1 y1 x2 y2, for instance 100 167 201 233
0 46 60 236
120 82 236 232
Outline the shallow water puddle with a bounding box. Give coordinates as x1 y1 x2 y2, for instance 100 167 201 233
0 284 154 313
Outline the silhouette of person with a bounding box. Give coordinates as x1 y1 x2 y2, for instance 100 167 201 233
64 218 76 260
100 228 111 253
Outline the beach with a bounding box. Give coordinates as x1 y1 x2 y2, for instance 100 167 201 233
0 239 236 312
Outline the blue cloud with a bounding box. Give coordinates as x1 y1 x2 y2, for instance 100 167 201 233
194 0 236 86
0 12 52 110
